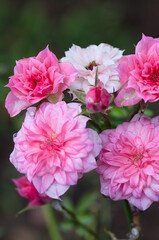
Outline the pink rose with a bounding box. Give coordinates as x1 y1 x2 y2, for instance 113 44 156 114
13 176 51 207
10 101 102 199
86 85 111 112
96 114 159 210
114 34 159 107
5 46 78 117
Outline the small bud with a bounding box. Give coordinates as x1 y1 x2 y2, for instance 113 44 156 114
86 86 111 112
13 176 51 207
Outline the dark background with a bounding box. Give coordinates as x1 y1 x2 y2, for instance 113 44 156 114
1 0 159 239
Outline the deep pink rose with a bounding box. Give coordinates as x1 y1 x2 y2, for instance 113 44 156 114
97 114 159 210
86 85 111 112
5 46 78 117
114 34 159 107
10 102 102 199
13 176 51 207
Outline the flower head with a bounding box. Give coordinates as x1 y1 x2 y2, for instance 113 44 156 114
61 43 123 96
96 114 159 210
10 101 102 199
5 46 78 117
86 84 111 112
115 34 159 107
13 176 51 207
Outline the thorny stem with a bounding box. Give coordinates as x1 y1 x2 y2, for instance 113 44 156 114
62 205 98 240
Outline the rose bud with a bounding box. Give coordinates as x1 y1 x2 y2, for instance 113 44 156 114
86 86 111 112
13 176 51 207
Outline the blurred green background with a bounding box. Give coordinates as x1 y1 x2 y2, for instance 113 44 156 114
1 0 159 239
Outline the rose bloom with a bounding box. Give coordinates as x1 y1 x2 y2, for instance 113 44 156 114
5 46 78 117
13 176 51 207
115 34 159 107
10 101 102 199
96 114 159 210
61 43 123 96
86 85 111 112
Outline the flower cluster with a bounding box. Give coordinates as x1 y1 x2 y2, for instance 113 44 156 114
6 35 159 212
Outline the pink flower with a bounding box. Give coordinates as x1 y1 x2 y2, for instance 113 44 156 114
5 46 78 117
13 176 51 207
114 34 159 107
10 102 102 199
86 85 111 112
96 114 159 210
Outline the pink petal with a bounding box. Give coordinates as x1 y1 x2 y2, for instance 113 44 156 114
5 92 30 117
136 34 159 55
114 87 141 107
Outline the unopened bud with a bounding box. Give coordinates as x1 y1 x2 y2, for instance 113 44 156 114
86 86 111 112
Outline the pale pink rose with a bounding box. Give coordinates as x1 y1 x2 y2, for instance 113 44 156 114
114 34 159 107
61 44 123 97
10 102 102 199
86 85 111 112
96 114 159 210
5 46 78 117
13 176 51 207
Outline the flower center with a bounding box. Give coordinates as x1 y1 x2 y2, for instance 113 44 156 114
42 132 63 152
151 71 158 81
132 153 143 163
142 62 159 85
86 61 98 70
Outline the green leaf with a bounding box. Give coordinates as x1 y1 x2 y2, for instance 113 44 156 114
77 213 94 225
77 192 97 213
60 220 74 231
75 226 89 237
71 89 86 103
144 109 154 117
62 198 75 212
110 119 123 128
17 206 33 215
110 107 128 118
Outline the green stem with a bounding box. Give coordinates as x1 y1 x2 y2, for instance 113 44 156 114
95 67 98 86
62 205 98 240
130 205 142 240
128 103 140 121
123 201 142 240
139 100 149 119
42 204 62 240
122 200 133 231
101 113 111 129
